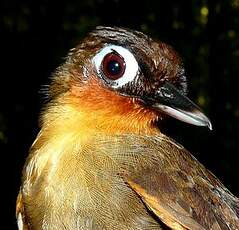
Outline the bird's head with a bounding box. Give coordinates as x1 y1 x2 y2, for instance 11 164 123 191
45 26 212 135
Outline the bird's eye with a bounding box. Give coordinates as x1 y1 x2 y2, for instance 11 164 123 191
101 53 126 80
93 45 139 88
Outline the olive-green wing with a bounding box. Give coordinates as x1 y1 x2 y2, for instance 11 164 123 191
97 134 239 230
16 190 30 230
121 134 239 230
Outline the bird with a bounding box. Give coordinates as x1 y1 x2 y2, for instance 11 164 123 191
16 26 239 230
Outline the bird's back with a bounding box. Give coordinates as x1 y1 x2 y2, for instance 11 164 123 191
18 132 239 229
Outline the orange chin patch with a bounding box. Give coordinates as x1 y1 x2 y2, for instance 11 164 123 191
66 77 159 135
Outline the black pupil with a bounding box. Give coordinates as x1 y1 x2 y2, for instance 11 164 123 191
107 60 121 76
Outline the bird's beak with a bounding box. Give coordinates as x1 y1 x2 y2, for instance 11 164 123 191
143 82 212 130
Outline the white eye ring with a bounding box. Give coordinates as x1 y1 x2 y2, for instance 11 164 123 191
92 45 139 88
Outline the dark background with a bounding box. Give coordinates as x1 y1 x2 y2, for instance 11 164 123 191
1 0 239 228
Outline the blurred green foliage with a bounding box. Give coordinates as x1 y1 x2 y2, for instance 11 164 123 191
1 0 239 228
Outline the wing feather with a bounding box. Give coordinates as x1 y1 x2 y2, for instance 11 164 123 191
16 190 30 230
98 134 239 230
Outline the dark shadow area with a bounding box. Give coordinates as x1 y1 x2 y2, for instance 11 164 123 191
1 0 239 228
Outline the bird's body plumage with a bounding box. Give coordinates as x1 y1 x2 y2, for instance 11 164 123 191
17 27 239 229
18 129 239 229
